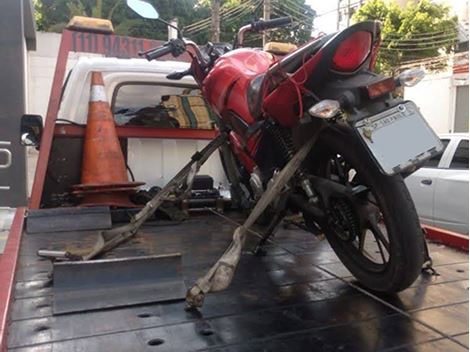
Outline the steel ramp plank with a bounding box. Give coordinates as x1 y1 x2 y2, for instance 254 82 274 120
52 254 185 315
26 206 112 234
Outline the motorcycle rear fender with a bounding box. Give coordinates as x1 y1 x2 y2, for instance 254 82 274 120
262 21 381 128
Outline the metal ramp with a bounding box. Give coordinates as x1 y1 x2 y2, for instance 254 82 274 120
7 213 469 351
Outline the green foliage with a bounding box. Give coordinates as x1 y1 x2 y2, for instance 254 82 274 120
34 0 210 41
353 0 458 74
34 0 315 46
267 0 315 45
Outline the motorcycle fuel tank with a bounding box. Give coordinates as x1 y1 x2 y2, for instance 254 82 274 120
202 48 276 125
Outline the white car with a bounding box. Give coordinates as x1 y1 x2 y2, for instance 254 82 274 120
406 133 469 235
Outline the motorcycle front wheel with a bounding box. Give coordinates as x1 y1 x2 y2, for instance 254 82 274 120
308 127 425 292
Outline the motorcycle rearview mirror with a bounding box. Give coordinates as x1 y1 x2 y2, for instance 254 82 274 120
126 0 159 19
20 114 43 149
126 0 183 39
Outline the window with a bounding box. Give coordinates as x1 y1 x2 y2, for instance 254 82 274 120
424 139 449 168
111 83 215 129
449 139 469 170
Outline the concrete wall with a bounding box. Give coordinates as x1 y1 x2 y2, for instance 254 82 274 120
26 32 61 195
27 32 101 117
405 73 455 134
404 71 469 134
27 32 61 117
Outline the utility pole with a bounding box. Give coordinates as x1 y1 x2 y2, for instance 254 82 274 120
168 19 178 40
336 0 341 31
211 0 220 43
263 0 271 46
346 0 351 27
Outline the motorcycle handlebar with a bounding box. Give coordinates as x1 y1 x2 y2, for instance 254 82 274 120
140 45 172 61
251 16 293 32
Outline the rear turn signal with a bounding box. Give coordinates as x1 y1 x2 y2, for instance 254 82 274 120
332 31 372 72
397 68 425 87
308 100 341 119
366 77 396 99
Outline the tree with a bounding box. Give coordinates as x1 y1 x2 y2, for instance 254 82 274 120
353 0 458 74
34 0 210 40
266 0 315 45
34 0 315 46
177 0 315 46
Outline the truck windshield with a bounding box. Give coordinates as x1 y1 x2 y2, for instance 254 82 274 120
111 83 215 129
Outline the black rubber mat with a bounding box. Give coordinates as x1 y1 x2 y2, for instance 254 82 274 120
8 212 469 351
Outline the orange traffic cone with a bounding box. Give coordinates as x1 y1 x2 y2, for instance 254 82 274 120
72 71 144 207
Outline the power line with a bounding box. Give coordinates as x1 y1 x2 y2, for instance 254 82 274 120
186 1 260 36
384 32 454 40
185 0 258 34
383 36 457 49
382 34 458 45
184 0 250 30
380 40 457 51
184 0 256 32
273 0 315 22
314 1 362 18
271 5 313 28
384 28 458 38
184 4 246 32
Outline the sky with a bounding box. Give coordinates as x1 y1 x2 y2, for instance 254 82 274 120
305 0 339 34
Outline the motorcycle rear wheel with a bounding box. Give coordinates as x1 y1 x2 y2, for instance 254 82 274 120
308 127 425 293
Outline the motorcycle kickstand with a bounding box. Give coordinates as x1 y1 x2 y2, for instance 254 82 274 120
252 190 290 256
421 229 439 276
252 210 286 256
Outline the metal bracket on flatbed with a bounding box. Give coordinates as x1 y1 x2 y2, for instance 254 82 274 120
421 230 439 276
38 132 228 261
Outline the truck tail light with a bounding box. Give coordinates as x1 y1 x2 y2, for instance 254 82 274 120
332 31 372 72
366 77 396 99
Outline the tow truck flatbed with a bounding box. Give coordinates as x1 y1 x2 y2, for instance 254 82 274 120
1 27 467 352
4 212 468 351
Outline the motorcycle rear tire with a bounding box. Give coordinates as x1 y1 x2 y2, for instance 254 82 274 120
309 127 425 293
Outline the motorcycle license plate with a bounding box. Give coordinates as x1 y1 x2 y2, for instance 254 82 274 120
354 101 443 175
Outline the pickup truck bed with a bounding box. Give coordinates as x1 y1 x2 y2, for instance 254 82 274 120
6 212 469 351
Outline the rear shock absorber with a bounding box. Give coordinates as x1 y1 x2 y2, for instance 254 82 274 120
265 121 295 163
265 122 318 202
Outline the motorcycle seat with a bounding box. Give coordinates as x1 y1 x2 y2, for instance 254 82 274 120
247 33 335 119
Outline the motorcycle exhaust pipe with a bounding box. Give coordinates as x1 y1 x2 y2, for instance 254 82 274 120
288 193 326 221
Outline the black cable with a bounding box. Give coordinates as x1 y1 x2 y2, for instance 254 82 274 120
55 118 86 126
126 164 135 182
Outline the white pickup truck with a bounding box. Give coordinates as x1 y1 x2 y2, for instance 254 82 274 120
57 56 227 191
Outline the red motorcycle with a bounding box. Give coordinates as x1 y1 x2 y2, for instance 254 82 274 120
127 0 443 293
